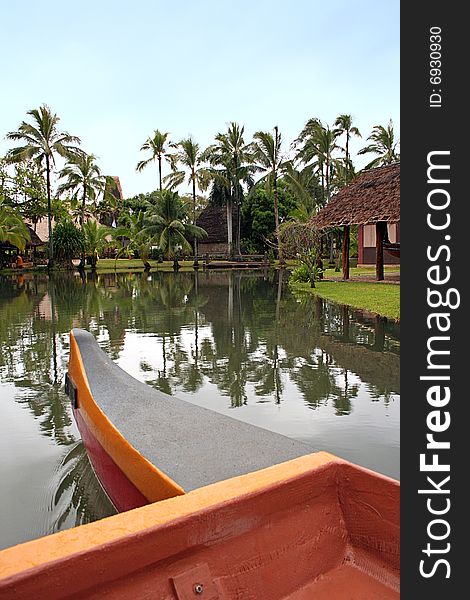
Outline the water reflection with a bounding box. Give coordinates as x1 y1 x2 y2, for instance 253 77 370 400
0 269 399 548
53 442 115 530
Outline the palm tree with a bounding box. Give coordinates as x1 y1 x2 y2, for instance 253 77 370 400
164 137 211 263
0 201 30 252
333 114 361 182
143 190 207 265
251 126 283 258
111 210 152 270
136 130 173 191
358 120 400 169
283 162 322 222
5 105 81 267
203 123 254 256
57 153 106 227
295 119 340 202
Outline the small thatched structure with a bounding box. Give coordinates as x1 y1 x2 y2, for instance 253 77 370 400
196 206 239 256
310 164 400 280
25 224 45 247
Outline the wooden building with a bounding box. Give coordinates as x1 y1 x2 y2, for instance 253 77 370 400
310 163 400 281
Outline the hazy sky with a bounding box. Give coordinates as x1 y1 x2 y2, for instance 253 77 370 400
0 0 399 197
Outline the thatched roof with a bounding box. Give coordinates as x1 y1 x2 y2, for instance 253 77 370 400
310 163 400 229
196 206 239 243
106 176 123 201
25 224 44 246
0 224 44 250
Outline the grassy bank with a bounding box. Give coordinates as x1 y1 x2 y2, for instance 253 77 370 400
91 259 197 272
290 280 400 320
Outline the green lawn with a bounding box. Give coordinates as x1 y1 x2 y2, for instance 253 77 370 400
290 280 400 320
92 259 197 272
322 265 400 278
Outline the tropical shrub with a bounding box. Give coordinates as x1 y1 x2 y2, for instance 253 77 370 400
51 219 84 269
289 249 323 288
289 263 310 283
0 201 30 252
279 221 320 259
82 220 110 270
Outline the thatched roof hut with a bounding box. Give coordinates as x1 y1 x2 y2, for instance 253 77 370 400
25 224 44 247
310 164 400 229
310 163 400 281
196 206 239 256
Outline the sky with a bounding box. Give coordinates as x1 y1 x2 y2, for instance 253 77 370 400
0 0 399 198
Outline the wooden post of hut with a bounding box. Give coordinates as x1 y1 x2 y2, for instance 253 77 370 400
375 221 386 281
342 225 350 280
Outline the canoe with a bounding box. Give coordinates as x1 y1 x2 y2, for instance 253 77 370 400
66 328 313 511
0 329 400 599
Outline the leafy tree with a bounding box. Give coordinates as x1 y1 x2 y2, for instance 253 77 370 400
242 181 296 251
122 191 160 215
11 161 48 230
278 220 321 260
58 153 106 227
6 105 81 267
136 130 173 191
51 219 85 269
358 119 400 169
0 200 30 251
0 158 12 203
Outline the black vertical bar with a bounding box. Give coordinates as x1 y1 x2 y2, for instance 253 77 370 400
401 3 464 598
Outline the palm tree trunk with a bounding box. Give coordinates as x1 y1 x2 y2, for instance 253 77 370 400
273 173 283 262
325 157 330 201
46 155 53 269
320 163 325 205
81 187 86 228
79 187 87 270
192 174 198 265
345 131 351 183
158 155 162 191
236 201 241 256
233 181 241 256
227 197 233 258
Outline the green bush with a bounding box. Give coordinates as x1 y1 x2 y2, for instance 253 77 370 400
290 263 310 283
149 246 164 261
51 220 84 268
289 249 323 287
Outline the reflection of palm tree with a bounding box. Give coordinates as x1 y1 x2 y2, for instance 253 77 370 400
332 369 359 416
52 442 115 530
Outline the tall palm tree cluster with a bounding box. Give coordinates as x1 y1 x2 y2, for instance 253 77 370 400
1 103 399 267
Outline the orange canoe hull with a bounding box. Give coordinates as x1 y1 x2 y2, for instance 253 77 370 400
0 453 399 599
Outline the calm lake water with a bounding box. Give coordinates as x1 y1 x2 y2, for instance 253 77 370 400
0 270 399 550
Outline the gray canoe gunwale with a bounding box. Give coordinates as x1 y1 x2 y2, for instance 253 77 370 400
71 328 312 492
